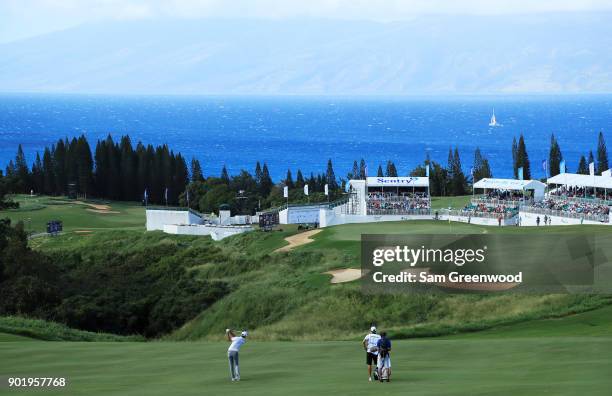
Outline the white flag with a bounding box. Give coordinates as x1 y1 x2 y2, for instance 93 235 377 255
283 185 288 198
304 184 309 196
589 162 595 176
324 184 329 196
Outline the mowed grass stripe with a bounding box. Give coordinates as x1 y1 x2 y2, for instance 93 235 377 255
1 337 611 396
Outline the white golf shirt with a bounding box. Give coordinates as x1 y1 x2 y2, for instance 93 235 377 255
363 333 381 355
228 336 246 352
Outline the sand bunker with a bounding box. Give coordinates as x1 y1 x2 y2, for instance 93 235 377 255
74 201 112 211
325 268 362 284
275 229 322 252
74 230 93 234
86 209 120 214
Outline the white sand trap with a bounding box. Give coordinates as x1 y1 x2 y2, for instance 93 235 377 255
86 208 120 214
275 229 322 252
325 268 361 284
74 201 112 210
74 230 93 234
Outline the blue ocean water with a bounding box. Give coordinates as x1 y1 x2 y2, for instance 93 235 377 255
0 94 611 182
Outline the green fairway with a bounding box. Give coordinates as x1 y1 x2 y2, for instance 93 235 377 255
1 335 611 396
1 195 144 233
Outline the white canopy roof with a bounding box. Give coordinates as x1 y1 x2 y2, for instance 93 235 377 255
473 178 546 191
365 176 429 188
548 173 612 189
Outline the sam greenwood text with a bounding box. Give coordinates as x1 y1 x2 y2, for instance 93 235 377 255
372 271 523 284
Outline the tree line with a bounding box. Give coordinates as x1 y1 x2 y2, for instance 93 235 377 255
511 131 608 180
1 131 609 213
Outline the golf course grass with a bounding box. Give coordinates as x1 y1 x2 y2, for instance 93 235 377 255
3 194 144 233
2 195 612 395
2 307 612 396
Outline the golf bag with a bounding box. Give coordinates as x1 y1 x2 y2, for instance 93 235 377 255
377 350 390 382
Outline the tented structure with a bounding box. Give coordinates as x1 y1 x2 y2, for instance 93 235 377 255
473 178 546 201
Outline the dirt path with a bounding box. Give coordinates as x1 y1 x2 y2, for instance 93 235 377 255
275 229 322 252
325 268 361 284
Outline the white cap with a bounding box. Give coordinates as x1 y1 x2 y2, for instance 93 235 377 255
241 330 248 337
370 326 377 333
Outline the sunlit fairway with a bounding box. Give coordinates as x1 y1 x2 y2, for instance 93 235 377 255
3 195 144 233
2 307 612 396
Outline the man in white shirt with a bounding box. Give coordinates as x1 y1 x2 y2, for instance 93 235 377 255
226 328 248 381
362 326 381 381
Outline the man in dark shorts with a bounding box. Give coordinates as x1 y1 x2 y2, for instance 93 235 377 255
362 326 381 381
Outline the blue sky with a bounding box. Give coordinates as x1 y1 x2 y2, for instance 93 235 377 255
3 0 612 43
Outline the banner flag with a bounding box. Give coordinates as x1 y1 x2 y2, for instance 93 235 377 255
164 187 168 202
589 162 595 176
304 184 309 196
345 182 351 193
324 184 329 196
425 164 430 177
518 167 524 180
283 186 288 198
560 160 566 174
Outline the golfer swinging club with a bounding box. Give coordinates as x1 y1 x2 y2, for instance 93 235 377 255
226 328 248 381
362 326 381 381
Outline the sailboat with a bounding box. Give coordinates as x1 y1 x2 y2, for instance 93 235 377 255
489 109 501 127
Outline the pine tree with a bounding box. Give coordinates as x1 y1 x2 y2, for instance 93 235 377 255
385 161 398 177
221 165 230 184
515 135 531 179
74 135 94 195
473 147 493 182
14 144 29 192
359 159 367 179
351 160 359 180
450 148 467 195
597 131 609 174
511 136 518 179
53 139 67 195
296 169 305 188
31 153 44 194
577 155 588 174
548 134 563 177
285 169 294 188
326 159 338 190
42 147 55 195
260 163 273 196
377 165 384 177
254 161 262 186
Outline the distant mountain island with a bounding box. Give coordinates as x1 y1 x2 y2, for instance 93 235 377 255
0 13 611 95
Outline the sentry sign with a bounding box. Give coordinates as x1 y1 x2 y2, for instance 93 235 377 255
366 177 429 187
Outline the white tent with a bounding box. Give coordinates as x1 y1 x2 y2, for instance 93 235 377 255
547 173 612 190
473 178 546 200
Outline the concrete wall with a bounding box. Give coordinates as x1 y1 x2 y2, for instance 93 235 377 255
518 211 608 226
162 223 253 240
146 209 202 231
439 214 517 226
319 209 433 227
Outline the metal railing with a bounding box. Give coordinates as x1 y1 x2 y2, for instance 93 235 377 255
471 197 531 207
546 194 612 206
443 208 518 220
519 205 609 223
366 208 431 216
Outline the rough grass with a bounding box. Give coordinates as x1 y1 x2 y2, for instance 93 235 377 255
0 316 143 342
17 205 612 342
